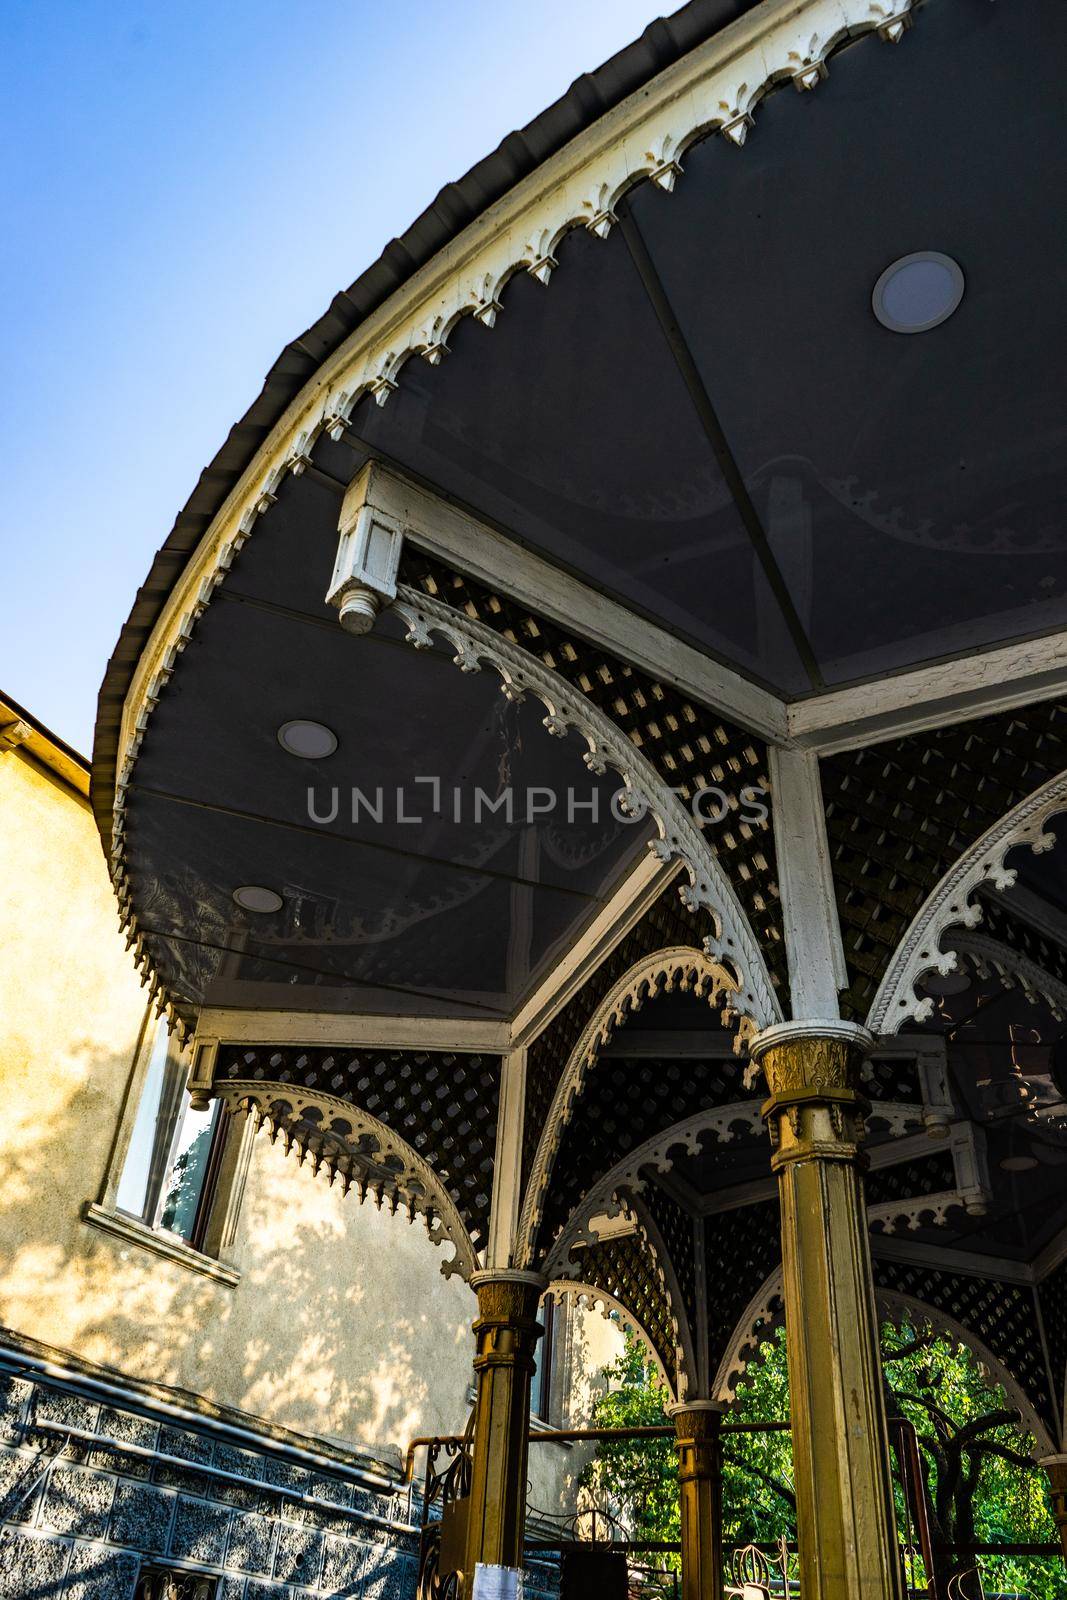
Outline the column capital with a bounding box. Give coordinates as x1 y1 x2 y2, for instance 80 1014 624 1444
666 1399 725 1419
750 1019 874 1061
469 1269 548 1292
753 1024 872 1173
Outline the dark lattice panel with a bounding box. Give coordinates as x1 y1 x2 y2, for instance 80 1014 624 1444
864 1054 922 1103
821 703 1067 1019
1038 1257 1067 1426
704 1200 781 1382
642 1181 699 1340
521 881 723 1185
873 1257 1057 1438
978 894 1067 987
535 1051 751 1257
400 549 786 991
573 1232 678 1383
866 1150 957 1209
216 1045 500 1252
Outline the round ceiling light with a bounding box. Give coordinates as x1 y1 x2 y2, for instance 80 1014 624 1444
999 1155 1038 1173
872 252 965 333
232 885 284 914
277 719 338 759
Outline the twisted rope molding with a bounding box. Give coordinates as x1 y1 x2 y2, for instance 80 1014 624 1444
712 1268 1055 1453
867 770 1067 1034
515 947 752 1270
108 0 918 1028
215 1080 479 1279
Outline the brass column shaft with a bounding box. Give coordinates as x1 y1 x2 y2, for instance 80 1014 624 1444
463 1272 544 1593
755 1027 905 1600
672 1406 725 1600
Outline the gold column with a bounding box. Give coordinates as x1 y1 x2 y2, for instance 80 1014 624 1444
669 1401 725 1600
750 1021 904 1600
1041 1456 1067 1563
462 1269 545 1593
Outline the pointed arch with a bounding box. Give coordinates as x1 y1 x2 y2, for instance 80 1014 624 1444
548 1280 677 1400
214 1079 479 1280
711 1264 1056 1455
515 945 744 1268
867 770 1067 1034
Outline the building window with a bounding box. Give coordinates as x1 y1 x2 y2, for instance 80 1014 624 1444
530 1294 556 1422
116 1021 228 1252
136 1565 218 1600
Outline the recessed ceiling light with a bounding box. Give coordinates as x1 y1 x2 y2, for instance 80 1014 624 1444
277 720 338 759
232 885 283 914
999 1155 1038 1173
872 252 965 333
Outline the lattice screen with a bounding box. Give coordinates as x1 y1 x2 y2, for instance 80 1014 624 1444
821 702 1067 1019
215 1045 500 1251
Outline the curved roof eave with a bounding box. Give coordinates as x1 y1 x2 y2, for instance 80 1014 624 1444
90 0 757 840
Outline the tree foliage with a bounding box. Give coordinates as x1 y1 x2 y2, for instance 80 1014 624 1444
580 1322 1066 1597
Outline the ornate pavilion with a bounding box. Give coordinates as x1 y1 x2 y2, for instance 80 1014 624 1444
92 0 1067 1594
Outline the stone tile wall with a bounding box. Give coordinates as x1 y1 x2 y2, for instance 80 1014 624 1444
0 1368 419 1599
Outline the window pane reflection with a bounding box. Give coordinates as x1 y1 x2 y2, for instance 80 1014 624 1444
116 1020 221 1245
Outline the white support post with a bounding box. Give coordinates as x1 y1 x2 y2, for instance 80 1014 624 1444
767 747 847 1018
487 1050 527 1270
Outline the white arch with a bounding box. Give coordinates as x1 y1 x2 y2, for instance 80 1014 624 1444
549 1280 678 1400
867 770 1067 1034
515 946 745 1268
711 1264 1055 1456
216 1079 479 1280
949 929 1067 1022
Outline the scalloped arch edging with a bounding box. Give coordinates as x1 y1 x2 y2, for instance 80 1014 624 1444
108 0 918 1031
515 945 744 1271
217 1079 479 1279
867 770 1067 1033
711 1265 1055 1455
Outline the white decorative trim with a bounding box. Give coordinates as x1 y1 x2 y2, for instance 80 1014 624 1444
867 770 1067 1034
950 931 1067 1022
108 0 921 1030
515 947 748 1269
511 853 677 1048
540 1103 765 1284
214 1081 478 1280
549 1280 676 1398
712 1270 785 1401
876 1291 1055 1458
391 589 778 1029
82 1203 240 1287
713 1266 1056 1454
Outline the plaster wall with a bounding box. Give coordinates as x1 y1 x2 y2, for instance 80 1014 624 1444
0 745 622 1499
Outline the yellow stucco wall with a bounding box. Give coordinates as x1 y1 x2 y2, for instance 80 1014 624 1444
0 742 622 1485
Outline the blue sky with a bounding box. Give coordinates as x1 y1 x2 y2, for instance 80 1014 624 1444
1 0 662 755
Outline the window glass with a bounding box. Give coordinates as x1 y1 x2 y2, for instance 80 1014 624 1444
116 1020 222 1246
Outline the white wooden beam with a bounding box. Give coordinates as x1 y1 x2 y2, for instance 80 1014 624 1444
487 1049 527 1271
365 464 787 743
511 853 678 1047
788 631 1067 756
767 747 847 1016
193 1008 511 1053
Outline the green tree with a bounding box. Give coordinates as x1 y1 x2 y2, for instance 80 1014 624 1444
581 1322 1066 1598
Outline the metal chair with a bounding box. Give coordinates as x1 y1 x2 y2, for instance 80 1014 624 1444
946 1568 987 1600
726 1544 773 1600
